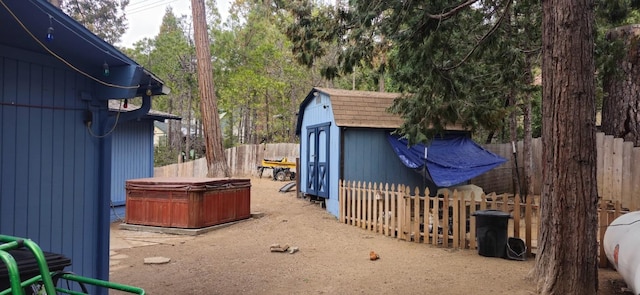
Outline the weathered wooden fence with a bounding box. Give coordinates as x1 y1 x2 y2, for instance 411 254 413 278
154 143 299 178
339 180 628 266
154 133 639 210
476 132 640 211
339 180 540 255
595 133 640 211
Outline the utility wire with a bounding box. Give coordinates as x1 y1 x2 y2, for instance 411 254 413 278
127 0 158 10
28 0 136 66
2 0 140 89
127 0 183 15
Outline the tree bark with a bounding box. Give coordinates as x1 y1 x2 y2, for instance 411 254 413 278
509 93 519 196
523 55 534 198
534 0 599 294
523 98 532 197
602 25 640 146
191 0 230 177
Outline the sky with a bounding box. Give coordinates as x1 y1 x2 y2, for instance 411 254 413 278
118 0 230 48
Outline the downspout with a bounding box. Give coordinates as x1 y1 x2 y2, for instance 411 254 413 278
95 93 151 292
96 106 112 295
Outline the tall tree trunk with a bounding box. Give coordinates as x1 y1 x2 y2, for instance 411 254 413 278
523 55 534 198
265 90 271 142
522 98 533 197
185 87 193 160
534 0 599 294
509 93 519 196
602 25 640 146
251 108 259 144
191 0 230 177
242 107 250 144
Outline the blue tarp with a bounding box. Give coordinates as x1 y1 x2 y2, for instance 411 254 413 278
387 133 507 187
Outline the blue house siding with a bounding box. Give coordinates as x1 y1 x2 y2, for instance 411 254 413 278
1 2 170 293
342 128 429 191
0 49 106 285
110 120 154 206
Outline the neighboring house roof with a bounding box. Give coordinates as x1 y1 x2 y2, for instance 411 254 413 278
154 121 168 133
108 100 181 121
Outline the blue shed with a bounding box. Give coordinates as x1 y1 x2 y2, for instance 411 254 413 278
295 88 506 218
108 101 180 220
295 88 432 217
0 1 168 293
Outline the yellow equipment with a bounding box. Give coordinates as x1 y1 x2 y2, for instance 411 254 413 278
258 158 296 181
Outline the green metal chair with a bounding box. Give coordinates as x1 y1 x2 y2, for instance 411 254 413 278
0 235 145 295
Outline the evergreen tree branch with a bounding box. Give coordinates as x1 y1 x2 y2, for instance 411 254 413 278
426 0 480 20
438 0 513 71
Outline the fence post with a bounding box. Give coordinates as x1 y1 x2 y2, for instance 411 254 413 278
373 183 379 233
404 186 411 241
469 194 477 249
398 185 405 240
598 201 608 268
423 188 430 244
350 181 355 226
344 181 350 225
385 183 390 237
461 191 469 248
412 187 419 243
339 180 344 223
355 181 360 228
452 190 459 249
442 190 450 247
367 182 373 231
491 193 498 210
432 195 440 246
390 184 397 238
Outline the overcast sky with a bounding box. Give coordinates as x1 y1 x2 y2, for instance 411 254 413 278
118 0 230 48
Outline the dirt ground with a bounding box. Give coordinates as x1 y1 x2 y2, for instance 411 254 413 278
108 177 630 295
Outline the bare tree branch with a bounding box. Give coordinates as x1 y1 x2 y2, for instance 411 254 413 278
426 0 480 20
438 0 513 71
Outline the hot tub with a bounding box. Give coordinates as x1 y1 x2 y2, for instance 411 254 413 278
125 177 251 229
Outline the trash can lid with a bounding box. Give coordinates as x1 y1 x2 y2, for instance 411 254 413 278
472 209 511 218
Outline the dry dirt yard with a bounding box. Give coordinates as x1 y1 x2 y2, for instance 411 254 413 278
109 177 628 295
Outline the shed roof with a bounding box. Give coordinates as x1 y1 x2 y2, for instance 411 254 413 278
295 87 466 136
315 87 404 129
295 87 403 135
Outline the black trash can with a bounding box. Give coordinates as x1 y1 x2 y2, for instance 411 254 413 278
0 249 71 294
472 209 511 258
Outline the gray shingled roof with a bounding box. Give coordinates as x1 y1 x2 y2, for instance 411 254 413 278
314 87 404 129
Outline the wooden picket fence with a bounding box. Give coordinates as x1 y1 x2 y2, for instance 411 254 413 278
339 180 628 266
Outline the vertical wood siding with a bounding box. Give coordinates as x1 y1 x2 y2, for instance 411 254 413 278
110 120 154 205
0 50 105 286
342 128 430 192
